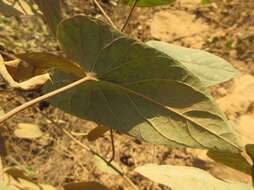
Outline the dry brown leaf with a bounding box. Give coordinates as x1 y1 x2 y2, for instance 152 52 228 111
87 126 109 141
0 54 51 91
14 123 43 139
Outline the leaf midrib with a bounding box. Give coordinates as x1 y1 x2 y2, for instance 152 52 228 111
99 79 241 152
97 82 191 146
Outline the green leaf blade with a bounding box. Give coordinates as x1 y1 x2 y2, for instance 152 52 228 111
146 40 240 87
45 15 242 153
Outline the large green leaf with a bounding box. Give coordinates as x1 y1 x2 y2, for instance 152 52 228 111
147 40 240 87
44 15 241 153
128 0 176 7
33 0 62 34
135 164 254 190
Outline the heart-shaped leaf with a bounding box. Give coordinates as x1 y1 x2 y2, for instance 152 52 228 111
128 0 176 7
146 40 240 87
135 164 254 190
44 15 241 153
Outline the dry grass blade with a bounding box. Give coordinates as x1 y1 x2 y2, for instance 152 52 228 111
92 0 117 29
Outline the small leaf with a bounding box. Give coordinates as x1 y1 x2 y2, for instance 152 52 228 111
33 0 62 34
87 126 109 141
201 0 211 5
1 53 51 91
146 40 240 87
64 181 109 190
207 151 251 175
246 144 254 162
135 164 254 190
3 167 56 190
94 155 122 175
14 123 43 139
128 0 176 7
14 52 85 81
46 15 242 153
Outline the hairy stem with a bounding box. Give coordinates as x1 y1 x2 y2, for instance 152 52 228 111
0 75 97 124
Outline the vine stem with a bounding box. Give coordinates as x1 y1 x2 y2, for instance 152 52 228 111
121 0 138 31
92 0 117 29
108 129 115 163
63 129 138 190
0 75 97 124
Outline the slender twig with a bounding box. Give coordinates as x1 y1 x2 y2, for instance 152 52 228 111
108 129 115 163
63 129 138 190
0 75 97 124
121 0 138 31
92 0 117 29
